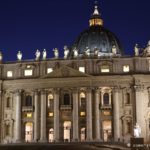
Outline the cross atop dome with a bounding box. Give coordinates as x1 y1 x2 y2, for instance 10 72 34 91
89 1 103 27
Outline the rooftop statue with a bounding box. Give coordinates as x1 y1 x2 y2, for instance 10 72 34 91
53 48 59 59
63 45 69 59
0 51 3 62
42 49 47 60
94 47 99 56
35 49 41 60
112 45 117 55
73 47 78 58
85 47 90 57
134 123 141 138
17 51 22 61
143 40 150 56
134 44 139 57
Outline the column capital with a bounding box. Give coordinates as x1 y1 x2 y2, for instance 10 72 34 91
53 88 60 94
72 88 79 93
134 85 145 92
86 87 93 93
40 89 47 95
33 89 39 95
94 87 100 94
113 86 121 93
14 89 22 95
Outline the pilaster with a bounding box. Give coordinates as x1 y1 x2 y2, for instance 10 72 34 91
14 90 22 143
72 88 79 141
86 87 93 141
54 88 60 142
113 87 120 141
40 90 47 142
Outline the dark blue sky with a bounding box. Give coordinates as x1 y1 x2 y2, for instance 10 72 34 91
0 0 150 62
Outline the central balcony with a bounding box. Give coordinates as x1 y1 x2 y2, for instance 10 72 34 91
60 105 72 111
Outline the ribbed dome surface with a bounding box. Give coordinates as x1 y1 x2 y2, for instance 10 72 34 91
72 26 123 55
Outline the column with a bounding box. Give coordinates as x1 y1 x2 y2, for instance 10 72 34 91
54 88 60 142
113 87 120 141
134 85 145 137
15 90 22 143
94 88 101 141
86 88 93 141
34 90 40 142
72 88 79 141
0 91 2 142
40 90 47 142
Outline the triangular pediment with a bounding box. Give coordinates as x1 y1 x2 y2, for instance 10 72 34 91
41 65 92 78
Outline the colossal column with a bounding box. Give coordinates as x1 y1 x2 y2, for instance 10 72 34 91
40 90 47 142
113 87 120 141
72 88 79 141
94 88 101 141
54 88 60 142
15 90 22 142
134 85 146 137
34 90 40 142
86 88 93 141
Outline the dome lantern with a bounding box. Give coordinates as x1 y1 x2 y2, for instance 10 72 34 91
89 3 103 27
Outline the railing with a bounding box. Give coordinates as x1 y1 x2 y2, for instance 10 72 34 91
22 106 34 112
60 105 72 110
100 104 112 110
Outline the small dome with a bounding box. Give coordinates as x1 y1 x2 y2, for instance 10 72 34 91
72 26 123 56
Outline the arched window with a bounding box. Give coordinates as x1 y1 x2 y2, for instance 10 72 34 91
103 93 109 105
5 124 10 136
125 93 130 104
64 94 70 105
25 95 32 106
6 97 11 108
25 122 33 142
48 94 54 109
126 121 131 134
80 127 86 141
80 92 86 108
49 128 54 142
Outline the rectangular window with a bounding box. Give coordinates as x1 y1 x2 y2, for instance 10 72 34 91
24 69 33 76
80 112 86 116
48 112 53 117
123 65 130 72
26 113 32 118
7 71 13 77
47 68 53 74
101 65 110 73
79 67 85 73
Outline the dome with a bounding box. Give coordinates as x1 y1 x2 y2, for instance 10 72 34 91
71 4 123 57
72 26 123 56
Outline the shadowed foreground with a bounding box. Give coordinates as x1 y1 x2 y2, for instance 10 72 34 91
0 143 118 150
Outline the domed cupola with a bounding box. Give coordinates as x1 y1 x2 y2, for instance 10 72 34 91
71 3 123 57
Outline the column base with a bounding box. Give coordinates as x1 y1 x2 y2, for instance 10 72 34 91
72 138 79 142
39 139 47 143
94 139 102 142
15 139 22 143
86 138 93 142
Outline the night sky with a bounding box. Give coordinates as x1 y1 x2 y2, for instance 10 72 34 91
0 0 150 62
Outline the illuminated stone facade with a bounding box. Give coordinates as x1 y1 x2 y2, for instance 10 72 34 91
0 4 150 144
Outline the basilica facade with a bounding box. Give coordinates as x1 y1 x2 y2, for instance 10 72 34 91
0 4 150 144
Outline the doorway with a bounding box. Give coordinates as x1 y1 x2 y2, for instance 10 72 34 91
102 120 112 142
63 121 71 142
25 122 33 142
